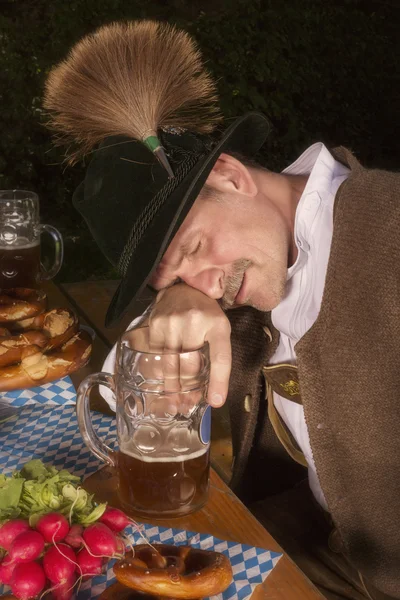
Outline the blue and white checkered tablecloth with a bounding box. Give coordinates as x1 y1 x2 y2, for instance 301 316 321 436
0 403 116 478
79 526 282 600
0 388 282 599
0 375 76 406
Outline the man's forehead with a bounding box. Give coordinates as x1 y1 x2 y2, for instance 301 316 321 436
149 233 191 289
159 192 207 268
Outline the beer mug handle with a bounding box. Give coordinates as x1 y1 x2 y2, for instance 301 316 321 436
76 372 116 467
38 224 64 280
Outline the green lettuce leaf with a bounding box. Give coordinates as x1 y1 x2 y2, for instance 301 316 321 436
77 502 107 525
0 476 24 510
0 460 107 525
20 459 50 481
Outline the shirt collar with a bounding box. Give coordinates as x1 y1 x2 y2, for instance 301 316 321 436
282 142 341 279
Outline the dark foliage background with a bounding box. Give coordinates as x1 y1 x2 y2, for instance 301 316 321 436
1 0 399 282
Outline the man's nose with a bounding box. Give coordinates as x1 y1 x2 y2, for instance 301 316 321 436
182 268 224 299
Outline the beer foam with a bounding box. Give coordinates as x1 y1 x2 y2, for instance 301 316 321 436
120 444 209 463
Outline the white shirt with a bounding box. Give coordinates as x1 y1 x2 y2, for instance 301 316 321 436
101 310 149 412
101 142 350 510
271 142 350 510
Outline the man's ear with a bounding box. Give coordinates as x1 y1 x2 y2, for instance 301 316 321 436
206 153 257 197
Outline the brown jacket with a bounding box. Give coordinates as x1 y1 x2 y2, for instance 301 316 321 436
227 148 400 598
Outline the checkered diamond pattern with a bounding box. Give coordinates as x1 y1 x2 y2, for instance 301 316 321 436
0 391 282 600
78 525 281 600
0 403 116 478
0 375 76 406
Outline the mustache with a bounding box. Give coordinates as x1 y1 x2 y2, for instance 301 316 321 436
220 259 252 310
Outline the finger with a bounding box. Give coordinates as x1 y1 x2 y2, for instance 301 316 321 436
180 350 203 415
178 339 207 414
147 323 181 413
206 327 232 407
162 353 181 393
164 347 204 416
153 326 185 417
122 327 158 379
148 314 166 353
179 350 202 382
156 319 181 389
147 289 167 350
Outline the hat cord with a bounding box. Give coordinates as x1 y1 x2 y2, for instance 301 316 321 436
118 150 204 277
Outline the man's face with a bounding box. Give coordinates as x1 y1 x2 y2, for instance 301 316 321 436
150 169 291 312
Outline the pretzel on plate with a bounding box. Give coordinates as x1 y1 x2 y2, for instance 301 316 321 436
0 329 92 391
9 306 78 337
0 288 91 390
0 308 79 367
0 288 47 323
100 581 176 600
39 308 79 351
113 544 233 599
0 330 48 368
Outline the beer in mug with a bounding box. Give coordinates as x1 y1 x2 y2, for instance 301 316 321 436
77 326 211 518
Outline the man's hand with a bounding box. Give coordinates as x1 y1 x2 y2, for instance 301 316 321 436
148 283 231 407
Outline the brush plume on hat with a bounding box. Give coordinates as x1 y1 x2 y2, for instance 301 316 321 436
43 20 222 177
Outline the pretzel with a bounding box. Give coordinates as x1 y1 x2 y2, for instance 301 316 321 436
0 288 47 323
9 311 46 332
9 307 77 335
113 544 233 599
0 330 48 368
42 308 79 351
0 308 79 368
0 329 92 391
99 581 181 600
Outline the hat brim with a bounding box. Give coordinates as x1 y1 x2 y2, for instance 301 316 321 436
105 112 270 327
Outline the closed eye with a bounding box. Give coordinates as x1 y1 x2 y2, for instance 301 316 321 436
189 240 202 257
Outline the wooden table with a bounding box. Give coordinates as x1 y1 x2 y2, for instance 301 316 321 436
45 280 324 600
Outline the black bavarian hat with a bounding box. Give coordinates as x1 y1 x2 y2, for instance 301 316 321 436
73 112 270 327
43 20 270 326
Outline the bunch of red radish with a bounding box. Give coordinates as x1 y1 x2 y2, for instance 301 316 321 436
0 507 132 600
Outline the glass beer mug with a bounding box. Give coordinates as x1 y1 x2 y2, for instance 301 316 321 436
0 190 63 289
77 327 211 519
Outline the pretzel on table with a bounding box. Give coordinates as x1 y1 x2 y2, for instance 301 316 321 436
113 543 233 600
0 288 91 391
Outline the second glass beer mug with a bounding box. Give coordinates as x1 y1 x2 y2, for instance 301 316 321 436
0 190 63 289
77 327 211 518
